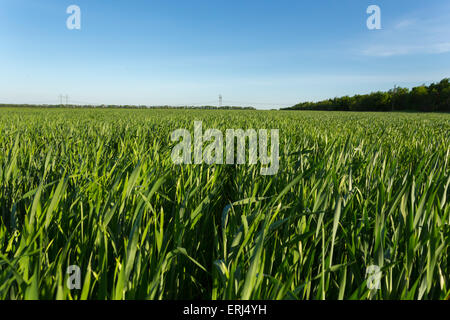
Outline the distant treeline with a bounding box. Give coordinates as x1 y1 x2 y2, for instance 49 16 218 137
0 104 255 110
284 78 450 112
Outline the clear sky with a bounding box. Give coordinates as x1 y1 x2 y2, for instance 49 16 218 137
1 0 449 109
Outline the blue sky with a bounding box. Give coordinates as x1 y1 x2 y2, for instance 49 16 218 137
1 0 449 109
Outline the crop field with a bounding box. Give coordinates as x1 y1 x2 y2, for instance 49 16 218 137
0 108 449 300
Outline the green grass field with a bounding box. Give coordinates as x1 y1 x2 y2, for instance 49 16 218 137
0 108 449 300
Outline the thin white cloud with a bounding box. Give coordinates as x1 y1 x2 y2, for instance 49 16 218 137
362 42 450 57
360 5 450 57
394 19 417 29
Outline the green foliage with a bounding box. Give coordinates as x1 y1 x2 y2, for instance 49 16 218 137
286 78 450 112
0 108 449 300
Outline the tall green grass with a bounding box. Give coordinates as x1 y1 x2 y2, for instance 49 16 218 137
0 108 449 300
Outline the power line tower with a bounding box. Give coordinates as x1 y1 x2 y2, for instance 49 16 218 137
65 94 69 106
59 94 63 106
391 85 398 111
219 94 222 108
